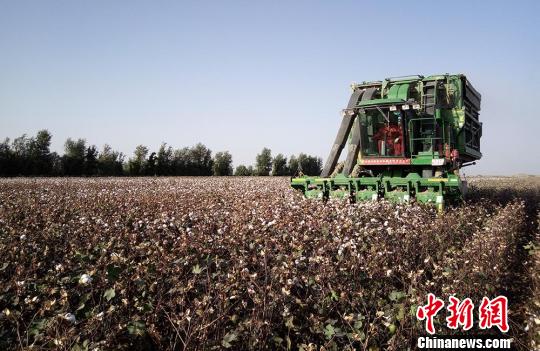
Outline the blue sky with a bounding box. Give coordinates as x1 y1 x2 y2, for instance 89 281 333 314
1 0 539 174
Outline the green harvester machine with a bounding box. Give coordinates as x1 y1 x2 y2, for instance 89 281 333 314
291 74 482 210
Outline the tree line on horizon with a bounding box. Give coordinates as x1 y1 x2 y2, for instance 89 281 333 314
0 130 323 177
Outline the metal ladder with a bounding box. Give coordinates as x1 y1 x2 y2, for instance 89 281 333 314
422 81 437 115
409 81 440 158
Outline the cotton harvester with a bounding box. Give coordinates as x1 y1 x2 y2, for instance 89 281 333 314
290 74 482 210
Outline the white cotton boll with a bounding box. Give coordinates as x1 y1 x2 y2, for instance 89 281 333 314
20 234 26 240
79 274 92 285
63 313 76 323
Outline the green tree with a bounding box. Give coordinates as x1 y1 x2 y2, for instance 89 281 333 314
288 155 299 176
0 138 15 176
84 145 99 175
62 138 86 175
30 130 53 175
234 164 252 176
145 152 157 175
255 147 272 176
12 135 31 156
271 153 288 176
51 152 63 176
156 143 173 175
172 147 190 175
1 130 54 176
297 153 322 176
189 143 213 175
12 134 32 175
128 145 148 176
98 144 124 176
213 151 233 176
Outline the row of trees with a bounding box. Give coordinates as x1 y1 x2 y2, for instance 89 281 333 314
234 147 322 176
0 130 322 177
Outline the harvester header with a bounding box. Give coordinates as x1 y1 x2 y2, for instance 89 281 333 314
291 74 482 210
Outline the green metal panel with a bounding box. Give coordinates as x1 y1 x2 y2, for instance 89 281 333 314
386 83 410 100
357 98 403 107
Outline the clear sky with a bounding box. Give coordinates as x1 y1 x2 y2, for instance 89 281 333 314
1 0 539 175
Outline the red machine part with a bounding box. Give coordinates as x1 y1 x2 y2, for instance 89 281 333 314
373 124 403 156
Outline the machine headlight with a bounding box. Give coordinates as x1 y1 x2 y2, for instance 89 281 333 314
402 104 410 110
389 105 397 111
413 104 421 110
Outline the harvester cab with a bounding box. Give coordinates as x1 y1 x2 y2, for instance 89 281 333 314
291 74 482 210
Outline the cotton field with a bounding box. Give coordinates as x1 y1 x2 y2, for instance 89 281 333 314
0 176 538 350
